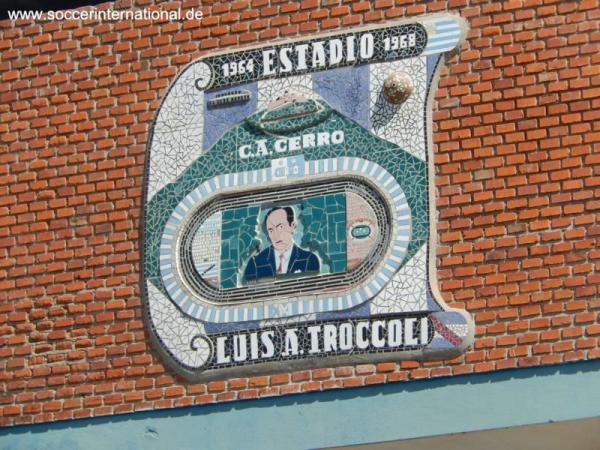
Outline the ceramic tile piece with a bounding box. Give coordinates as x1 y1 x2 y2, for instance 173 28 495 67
369 57 427 160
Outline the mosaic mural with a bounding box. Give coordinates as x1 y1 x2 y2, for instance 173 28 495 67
143 14 474 380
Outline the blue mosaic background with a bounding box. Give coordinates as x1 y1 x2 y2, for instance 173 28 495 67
219 205 260 289
301 193 347 273
203 82 258 150
313 66 369 129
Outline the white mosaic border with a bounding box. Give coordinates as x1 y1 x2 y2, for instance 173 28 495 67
147 63 207 201
369 57 427 161
147 281 211 368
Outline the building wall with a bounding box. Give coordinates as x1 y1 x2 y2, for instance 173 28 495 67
1 0 599 426
1 360 600 449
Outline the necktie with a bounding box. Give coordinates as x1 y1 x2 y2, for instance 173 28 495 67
277 253 285 274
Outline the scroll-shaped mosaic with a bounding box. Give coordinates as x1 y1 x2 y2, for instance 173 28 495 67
143 14 474 380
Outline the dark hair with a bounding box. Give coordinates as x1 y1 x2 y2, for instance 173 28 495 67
264 206 295 228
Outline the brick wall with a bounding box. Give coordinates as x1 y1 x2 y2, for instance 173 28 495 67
0 0 598 426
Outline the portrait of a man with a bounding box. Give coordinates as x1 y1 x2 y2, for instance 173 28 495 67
244 206 320 282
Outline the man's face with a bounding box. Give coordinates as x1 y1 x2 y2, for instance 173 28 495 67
266 209 295 252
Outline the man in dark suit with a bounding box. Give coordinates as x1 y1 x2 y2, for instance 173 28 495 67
244 206 320 283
